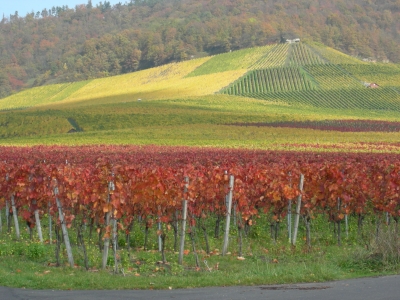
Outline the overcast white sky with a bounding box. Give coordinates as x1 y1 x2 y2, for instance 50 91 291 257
1 0 125 17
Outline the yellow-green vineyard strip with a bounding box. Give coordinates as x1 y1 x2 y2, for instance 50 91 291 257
342 64 400 87
221 67 316 95
246 88 400 111
289 43 326 66
185 45 274 77
250 44 289 69
61 58 212 102
0 83 87 110
302 64 362 89
310 43 365 65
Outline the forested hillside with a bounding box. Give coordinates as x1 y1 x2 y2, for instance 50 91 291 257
0 0 399 98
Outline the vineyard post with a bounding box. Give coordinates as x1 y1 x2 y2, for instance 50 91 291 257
292 174 304 246
357 214 364 238
172 211 179 252
337 198 342 247
237 214 244 257
222 175 234 256
6 173 19 238
112 217 118 274
48 201 52 244
54 187 74 267
158 215 162 252
233 203 237 226
11 194 20 240
375 213 382 240
288 172 292 243
126 219 134 257
77 218 89 270
55 223 61 266
6 200 9 232
33 200 43 243
288 200 292 243
189 218 200 268
199 214 210 255
102 181 114 269
178 177 189 265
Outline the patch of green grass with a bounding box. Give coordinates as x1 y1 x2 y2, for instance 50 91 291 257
0 113 72 138
0 240 397 290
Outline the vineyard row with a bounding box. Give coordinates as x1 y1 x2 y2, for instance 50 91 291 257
0 146 399 268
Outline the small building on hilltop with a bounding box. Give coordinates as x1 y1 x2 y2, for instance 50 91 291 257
368 83 379 88
280 34 300 44
286 38 300 44
362 82 380 88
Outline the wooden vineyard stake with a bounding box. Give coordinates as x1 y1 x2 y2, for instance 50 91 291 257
292 174 304 246
288 199 292 243
288 172 292 243
160 226 167 264
337 197 342 247
11 195 20 240
178 177 189 265
233 203 237 226
158 216 162 252
6 201 9 233
54 187 74 267
237 213 244 257
189 221 200 268
55 223 61 266
112 218 118 274
126 220 134 257
5 174 19 238
48 201 52 244
171 211 179 252
78 219 89 270
102 181 114 269
34 204 43 243
222 175 234 256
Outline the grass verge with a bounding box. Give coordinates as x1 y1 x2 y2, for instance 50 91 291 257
0 220 398 290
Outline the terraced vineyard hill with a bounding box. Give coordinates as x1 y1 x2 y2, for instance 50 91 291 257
1 41 400 147
1 42 399 112
219 43 400 111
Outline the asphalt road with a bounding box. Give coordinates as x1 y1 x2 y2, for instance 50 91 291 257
1 275 399 300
